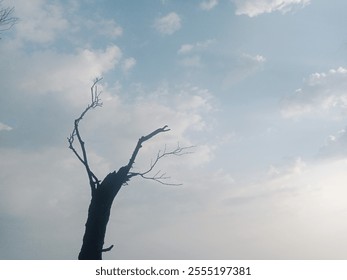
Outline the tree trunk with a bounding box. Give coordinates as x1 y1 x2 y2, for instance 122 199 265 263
78 170 125 260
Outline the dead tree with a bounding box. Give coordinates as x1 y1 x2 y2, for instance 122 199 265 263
68 78 191 260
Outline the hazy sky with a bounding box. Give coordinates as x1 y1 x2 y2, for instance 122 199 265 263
1 0 347 260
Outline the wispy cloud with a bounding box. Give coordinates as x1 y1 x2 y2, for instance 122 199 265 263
0 122 13 131
281 67 347 118
2 45 122 107
222 53 266 87
232 0 311 17
243 53 266 63
177 40 216 68
94 19 123 38
154 12 181 35
179 55 203 68
200 0 219 11
13 0 69 43
178 44 194 55
122 57 137 72
177 39 215 55
319 127 347 159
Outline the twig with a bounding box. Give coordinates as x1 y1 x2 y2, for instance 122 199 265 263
128 143 195 186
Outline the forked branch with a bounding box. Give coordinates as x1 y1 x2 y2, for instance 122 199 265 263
126 125 171 170
68 78 193 190
67 78 103 192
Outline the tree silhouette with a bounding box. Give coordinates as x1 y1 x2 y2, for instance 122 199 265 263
0 1 17 36
68 78 191 260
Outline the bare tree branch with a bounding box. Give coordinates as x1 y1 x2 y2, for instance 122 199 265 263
0 1 18 34
128 143 195 186
67 78 103 192
68 78 194 190
116 125 171 179
127 125 171 168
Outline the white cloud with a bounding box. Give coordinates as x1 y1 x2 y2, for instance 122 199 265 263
76 18 123 40
0 122 13 131
200 0 219 11
232 0 311 17
243 53 266 63
281 67 347 118
213 157 347 259
13 0 69 43
98 19 123 38
319 127 347 159
10 0 124 48
177 40 216 68
154 12 181 35
178 44 194 54
122 57 137 72
8 45 122 106
0 146 92 258
267 157 307 179
107 154 347 259
222 53 266 87
128 84 214 138
179 55 203 68
177 39 215 55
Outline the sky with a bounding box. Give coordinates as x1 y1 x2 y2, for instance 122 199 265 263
1 0 347 260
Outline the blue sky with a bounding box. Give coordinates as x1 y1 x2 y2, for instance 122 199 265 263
1 0 347 259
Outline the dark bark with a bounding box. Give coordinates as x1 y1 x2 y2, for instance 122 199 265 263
72 124 189 259
78 169 126 260
71 123 174 259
